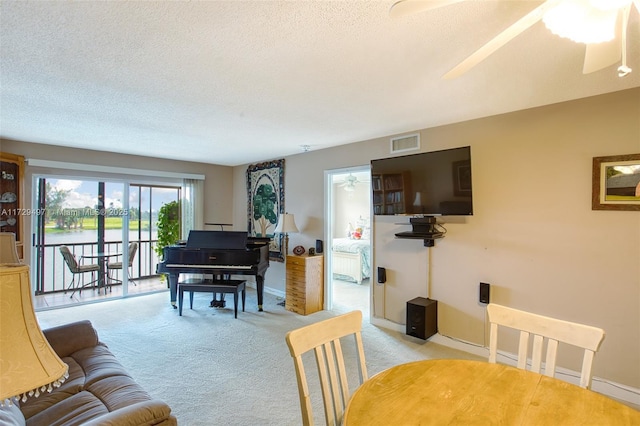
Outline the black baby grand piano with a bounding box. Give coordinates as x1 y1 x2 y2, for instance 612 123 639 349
157 230 270 311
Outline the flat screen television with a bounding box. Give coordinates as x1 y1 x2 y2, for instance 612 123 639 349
371 146 473 216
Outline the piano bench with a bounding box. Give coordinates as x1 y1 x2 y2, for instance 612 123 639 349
177 279 246 318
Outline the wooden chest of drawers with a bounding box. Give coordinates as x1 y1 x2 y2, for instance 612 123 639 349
285 254 324 315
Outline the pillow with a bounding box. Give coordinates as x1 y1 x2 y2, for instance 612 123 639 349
0 402 26 426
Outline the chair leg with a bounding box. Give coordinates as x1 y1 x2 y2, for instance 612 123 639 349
69 272 99 298
128 268 137 286
107 268 122 287
66 276 77 298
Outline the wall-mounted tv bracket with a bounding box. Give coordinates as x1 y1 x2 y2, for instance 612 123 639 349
394 216 444 247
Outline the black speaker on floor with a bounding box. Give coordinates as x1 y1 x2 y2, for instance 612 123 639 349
315 239 323 254
406 297 438 340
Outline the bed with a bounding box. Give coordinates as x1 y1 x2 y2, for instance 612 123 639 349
332 238 371 284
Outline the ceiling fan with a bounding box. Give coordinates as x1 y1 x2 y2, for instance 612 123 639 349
390 0 640 78
339 173 361 192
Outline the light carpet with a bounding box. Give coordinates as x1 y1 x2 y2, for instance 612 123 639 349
36 287 482 425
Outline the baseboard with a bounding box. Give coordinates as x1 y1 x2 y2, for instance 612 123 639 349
372 321 640 407
370 316 404 333
263 284 285 300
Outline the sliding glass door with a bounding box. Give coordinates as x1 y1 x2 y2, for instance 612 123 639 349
33 177 181 309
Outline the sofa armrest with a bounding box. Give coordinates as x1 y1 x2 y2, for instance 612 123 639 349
81 400 176 426
43 320 99 358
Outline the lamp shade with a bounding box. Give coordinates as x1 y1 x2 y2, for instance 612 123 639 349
0 265 68 405
273 213 299 234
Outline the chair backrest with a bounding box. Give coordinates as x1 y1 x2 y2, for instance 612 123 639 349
0 232 20 264
285 310 368 426
127 242 138 267
59 245 80 273
487 303 605 389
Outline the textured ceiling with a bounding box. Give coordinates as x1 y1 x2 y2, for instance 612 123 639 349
1 1 639 166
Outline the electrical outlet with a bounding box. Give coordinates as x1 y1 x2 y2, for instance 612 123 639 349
479 282 490 304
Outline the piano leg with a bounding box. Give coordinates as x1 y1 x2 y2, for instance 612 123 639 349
210 293 226 308
256 274 264 312
168 273 178 309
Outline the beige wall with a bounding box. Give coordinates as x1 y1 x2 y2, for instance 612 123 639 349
233 88 640 388
3 88 638 389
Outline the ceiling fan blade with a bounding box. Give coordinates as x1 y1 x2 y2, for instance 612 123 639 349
389 0 465 18
583 41 622 74
442 0 561 79
583 11 623 74
582 0 640 74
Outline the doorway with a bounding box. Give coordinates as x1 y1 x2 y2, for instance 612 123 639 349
325 166 372 317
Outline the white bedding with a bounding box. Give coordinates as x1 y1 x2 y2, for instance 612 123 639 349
332 238 371 283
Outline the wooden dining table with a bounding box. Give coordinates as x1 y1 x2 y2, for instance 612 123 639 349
343 359 640 425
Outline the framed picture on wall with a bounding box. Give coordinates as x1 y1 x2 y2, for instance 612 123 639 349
246 159 285 261
592 153 640 211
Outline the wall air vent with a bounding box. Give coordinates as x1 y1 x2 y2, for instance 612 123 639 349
390 133 420 154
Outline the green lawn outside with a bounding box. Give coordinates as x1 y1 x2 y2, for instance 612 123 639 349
45 217 151 233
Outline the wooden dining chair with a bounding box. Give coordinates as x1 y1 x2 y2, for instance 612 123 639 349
60 245 100 297
0 232 21 264
107 242 138 285
487 303 605 389
285 310 368 426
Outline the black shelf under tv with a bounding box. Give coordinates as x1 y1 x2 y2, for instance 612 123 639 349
395 217 443 247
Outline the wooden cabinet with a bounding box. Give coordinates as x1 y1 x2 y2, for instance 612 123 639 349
0 152 25 260
285 254 324 315
372 172 412 215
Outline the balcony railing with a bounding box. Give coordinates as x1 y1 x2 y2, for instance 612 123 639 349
35 239 161 294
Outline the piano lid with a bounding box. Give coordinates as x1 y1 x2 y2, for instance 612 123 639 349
186 230 248 250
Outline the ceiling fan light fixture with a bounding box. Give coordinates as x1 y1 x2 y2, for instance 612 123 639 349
543 0 619 44
589 0 632 11
340 173 360 192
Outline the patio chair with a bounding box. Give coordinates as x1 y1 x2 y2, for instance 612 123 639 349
60 245 100 298
107 242 138 285
0 232 21 264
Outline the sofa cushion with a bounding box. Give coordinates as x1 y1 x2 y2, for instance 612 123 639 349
0 402 25 426
20 343 135 420
25 391 108 426
74 343 133 387
42 320 99 358
19 355 85 419
82 400 175 426
87 375 153 411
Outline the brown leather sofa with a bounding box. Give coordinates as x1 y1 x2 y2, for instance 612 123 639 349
0 320 177 426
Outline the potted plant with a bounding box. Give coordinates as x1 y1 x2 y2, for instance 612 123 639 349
155 200 180 259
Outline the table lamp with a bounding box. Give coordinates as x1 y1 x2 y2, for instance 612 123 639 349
274 212 299 256
0 264 68 406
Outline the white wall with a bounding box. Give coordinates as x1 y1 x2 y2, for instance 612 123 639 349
332 178 370 239
233 88 640 389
